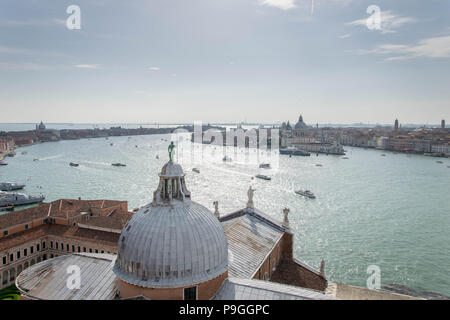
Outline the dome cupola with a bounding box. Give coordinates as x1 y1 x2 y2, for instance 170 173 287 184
113 142 229 299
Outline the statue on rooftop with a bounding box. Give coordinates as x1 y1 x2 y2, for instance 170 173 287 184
213 201 219 218
282 207 290 228
247 186 255 209
168 141 175 161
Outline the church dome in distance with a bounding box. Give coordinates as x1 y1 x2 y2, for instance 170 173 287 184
294 115 308 129
113 151 228 290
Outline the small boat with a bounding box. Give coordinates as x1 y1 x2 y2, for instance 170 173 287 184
0 205 14 212
0 183 25 191
156 155 159 159
295 189 316 199
110 143 114 146
279 147 310 157
192 168 200 173
436 161 443 164
33 158 39 161
259 163 271 169
342 157 349 159
381 154 386 157
0 161 7 166
315 164 323 167
135 145 138 148
21 151 27 155
0 191 45 207
223 156 232 162
69 162 79 167
111 163 126 167
256 174 271 181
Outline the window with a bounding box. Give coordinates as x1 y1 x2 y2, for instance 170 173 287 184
2 256 6 265
55 242 58 250
184 287 197 300
37 244 40 251
43 218 48 224
83 247 86 252
24 224 29 230
77 246 80 252
101 250 104 254
30 246 34 254
66 244 69 251
95 249 98 253
24 248 28 257
42 241 46 249
3 230 8 237
89 248 92 253
50 241 53 249
16 251 20 259
9 254 13 262
72 245 75 252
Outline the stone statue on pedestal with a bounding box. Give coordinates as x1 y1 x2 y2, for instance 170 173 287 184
213 201 219 218
282 207 290 228
247 186 255 209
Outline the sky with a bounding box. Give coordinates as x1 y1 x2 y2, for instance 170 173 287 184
0 0 449 125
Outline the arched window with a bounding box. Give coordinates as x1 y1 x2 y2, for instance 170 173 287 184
9 268 15 282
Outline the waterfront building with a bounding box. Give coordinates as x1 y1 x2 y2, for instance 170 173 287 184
0 199 132 290
442 119 446 129
394 119 399 131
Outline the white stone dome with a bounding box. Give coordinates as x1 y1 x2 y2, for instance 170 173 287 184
113 160 228 288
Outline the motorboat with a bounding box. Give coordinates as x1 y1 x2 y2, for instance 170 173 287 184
436 160 443 164
256 174 271 181
381 154 386 157
259 163 271 169
0 182 25 191
295 189 316 199
315 164 323 167
192 168 200 173
0 161 7 166
33 158 39 161
223 156 232 162
342 157 349 159
112 163 126 167
69 162 79 167
0 191 45 207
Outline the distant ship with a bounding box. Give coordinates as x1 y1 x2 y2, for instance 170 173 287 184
0 191 45 207
0 161 7 166
0 182 25 191
192 168 200 173
295 189 316 199
69 162 79 167
279 147 310 156
112 163 126 167
256 174 271 181
223 156 232 162
259 163 271 169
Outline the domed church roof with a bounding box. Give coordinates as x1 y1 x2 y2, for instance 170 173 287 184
294 115 308 129
113 153 228 288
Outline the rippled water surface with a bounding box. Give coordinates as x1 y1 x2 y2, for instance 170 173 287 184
1 134 449 296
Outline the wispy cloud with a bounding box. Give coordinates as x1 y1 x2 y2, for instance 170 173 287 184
0 62 50 71
74 64 101 69
149 67 160 71
0 18 65 27
259 0 296 10
347 10 417 34
358 35 450 61
0 45 72 58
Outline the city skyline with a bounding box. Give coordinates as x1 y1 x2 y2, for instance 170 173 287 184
1 0 449 124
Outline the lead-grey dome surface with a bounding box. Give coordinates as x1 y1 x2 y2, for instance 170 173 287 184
113 200 229 288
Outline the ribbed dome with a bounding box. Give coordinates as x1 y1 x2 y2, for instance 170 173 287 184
113 159 228 288
160 161 184 177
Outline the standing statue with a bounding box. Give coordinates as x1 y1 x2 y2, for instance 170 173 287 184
213 201 219 218
282 207 290 228
168 141 175 161
246 186 255 209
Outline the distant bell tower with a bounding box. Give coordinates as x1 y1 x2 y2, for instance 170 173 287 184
442 119 445 129
394 119 399 131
